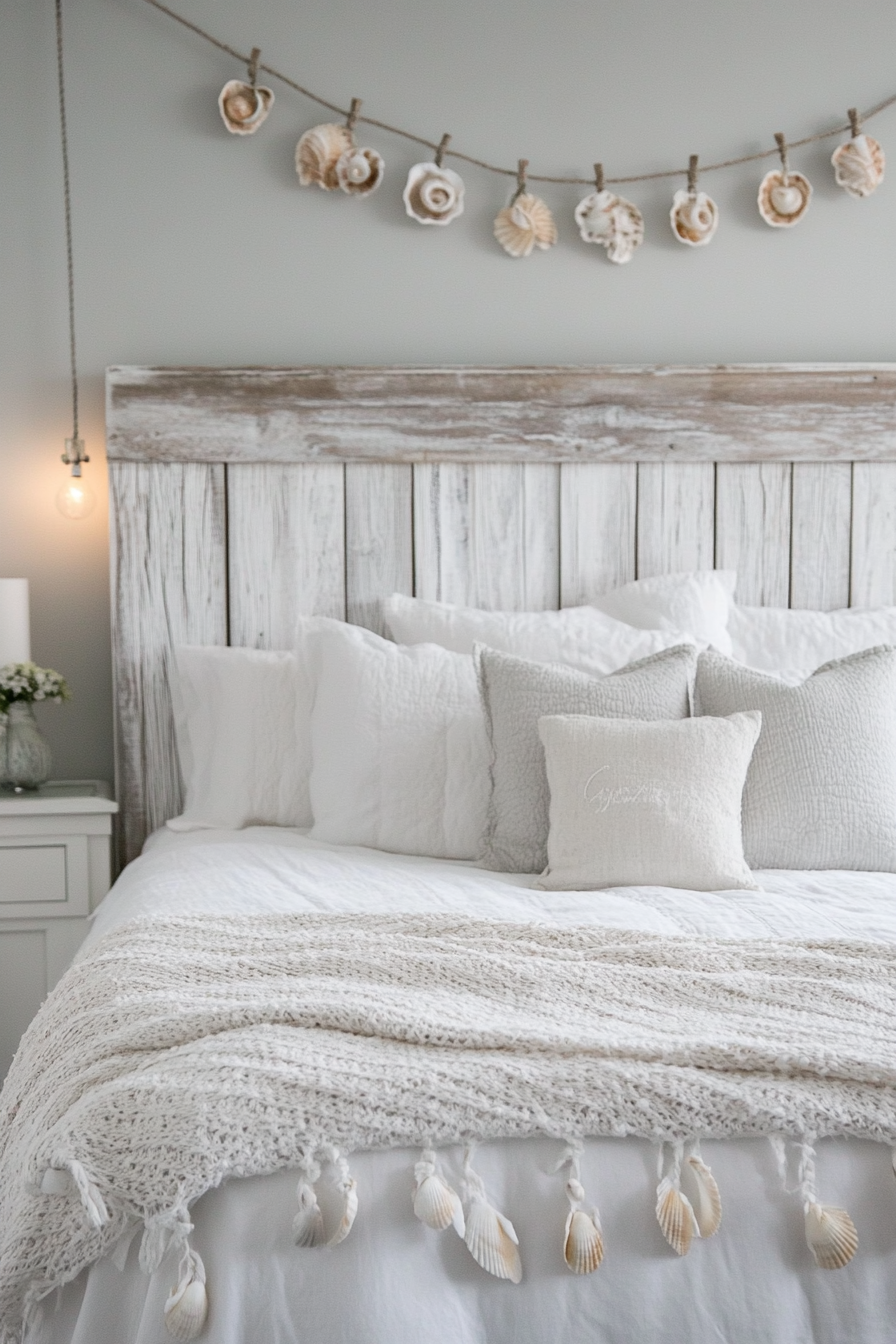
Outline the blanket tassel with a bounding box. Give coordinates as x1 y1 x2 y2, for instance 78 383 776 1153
461 1146 522 1283
40 1160 108 1231
412 1147 464 1236
770 1136 857 1269
164 1244 208 1341
557 1142 603 1274
293 1147 359 1249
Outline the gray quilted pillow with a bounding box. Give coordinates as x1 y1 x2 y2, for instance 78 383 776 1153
477 643 696 873
695 647 896 871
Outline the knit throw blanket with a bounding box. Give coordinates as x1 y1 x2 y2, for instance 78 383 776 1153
2 911 896 1338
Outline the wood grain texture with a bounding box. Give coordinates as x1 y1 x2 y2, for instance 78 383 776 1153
346 464 413 634
413 463 560 609
106 365 896 464
715 463 791 606
227 464 346 648
790 463 852 610
851 464 896 606
110 462 226 866
559 464 637 604
636 463 715 577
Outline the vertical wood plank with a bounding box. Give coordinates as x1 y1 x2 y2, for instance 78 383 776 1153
559 464 637 605
227 464 345 647
345 464 413 635
110 462 227 865
413 463 560 609
715 463 791 607
790 463 852 610
851 464 896 606
636 463 715 577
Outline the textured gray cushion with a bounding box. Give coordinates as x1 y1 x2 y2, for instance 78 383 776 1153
477 643 697 873
695 647 896 870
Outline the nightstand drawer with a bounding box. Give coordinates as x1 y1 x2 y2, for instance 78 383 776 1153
0 835 89 917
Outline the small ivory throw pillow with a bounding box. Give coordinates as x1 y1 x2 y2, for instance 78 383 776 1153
696 646 896 871
729 603 896 678
478 643 696 873
537 712 761 891
591 569 736 656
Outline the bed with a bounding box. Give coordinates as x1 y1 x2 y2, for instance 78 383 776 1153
4 363 896 1344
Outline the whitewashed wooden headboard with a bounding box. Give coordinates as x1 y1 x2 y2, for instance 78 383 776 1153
107 363 896 866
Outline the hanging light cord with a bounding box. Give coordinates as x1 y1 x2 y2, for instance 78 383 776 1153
138 0 896 186
55 0 80 447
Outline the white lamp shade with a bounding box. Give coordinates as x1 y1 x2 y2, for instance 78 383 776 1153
0 580 31 666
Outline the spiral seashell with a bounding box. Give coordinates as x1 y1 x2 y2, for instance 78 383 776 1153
656 1177 699 1256
804 1201 858 1269
164 1251 208 1342
464 1197 522 1281
292 1180 326 1247
832 133 885 199
336 147 385 196
575 189 644 264
493 193 557 258
670 189 718 247
564 1208 604 1274
679 1156 722 1237
218 80 273 135
414 1165 465 1234
327 1177 359 1247
296 123 354 190
758 170 812 227
403 162 465 225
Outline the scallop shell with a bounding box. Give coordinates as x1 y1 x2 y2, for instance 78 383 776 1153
758 170 812 227
680 1156 722 1237
414 1172 465 1234
656 1177 699 1256
464 1198 523 1282
564 1208 604 1274
164 1255 208 1342
493 193 557 258
832 134 885 199
403 162 465 225
327 1178 359 1247
296 123 354 190
292 1181 326 1247
574 190 644 264
804 1202 858 1269
218 80 273 136
336 147 384 196
670 189 718 246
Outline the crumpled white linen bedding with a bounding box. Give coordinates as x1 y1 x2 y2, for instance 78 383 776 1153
33 828 896 1344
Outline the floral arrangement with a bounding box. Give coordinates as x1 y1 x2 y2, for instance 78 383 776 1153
0 662 70 714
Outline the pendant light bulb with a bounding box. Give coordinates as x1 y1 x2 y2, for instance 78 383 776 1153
56 438 95 518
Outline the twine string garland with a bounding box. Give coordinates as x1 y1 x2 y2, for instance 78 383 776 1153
139 0 896 186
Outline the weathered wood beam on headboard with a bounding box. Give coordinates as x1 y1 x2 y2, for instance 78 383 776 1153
107 365 896 464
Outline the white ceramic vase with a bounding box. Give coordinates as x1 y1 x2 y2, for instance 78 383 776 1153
3 702 52 790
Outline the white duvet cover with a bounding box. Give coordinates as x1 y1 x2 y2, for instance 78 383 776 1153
36 829 896 1344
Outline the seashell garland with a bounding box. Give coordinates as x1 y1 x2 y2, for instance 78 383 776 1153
164 1248 208 1342
494 160 557 258
336 147 384 197
413 1149 465 1233
670 158 717 247
218 81 273 136
804 1201 858 1269
679 1155 722 1237
575 175 644 265
758 133 812 227
296 123 354 190
832 111 884 198
404 152 465 225
563 1178 604 1274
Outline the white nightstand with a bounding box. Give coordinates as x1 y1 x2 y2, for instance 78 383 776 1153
0 781 118 1079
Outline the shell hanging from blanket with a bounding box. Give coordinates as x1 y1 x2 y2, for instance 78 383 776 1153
414 1151 465 1233
804 1202 858 1269
656 1176 699 1256
292 1180 326 1247
564 1207 604 1274
680 1156 722 1237
327 1178 359 1246
164 1249 208 1342
464 1197 523 1281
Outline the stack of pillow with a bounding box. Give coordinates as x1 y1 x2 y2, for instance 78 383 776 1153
169 572 896 890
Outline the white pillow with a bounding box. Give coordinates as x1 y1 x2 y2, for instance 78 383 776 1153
168 645 312 832
384 597 692 674
730 603 896 677
308 623 490 859
590 570 736 656
537 712 760 892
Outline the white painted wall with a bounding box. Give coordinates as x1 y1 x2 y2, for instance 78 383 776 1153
2 0 895 783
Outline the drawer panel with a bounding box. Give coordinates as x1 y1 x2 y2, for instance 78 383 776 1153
0 845 67 904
